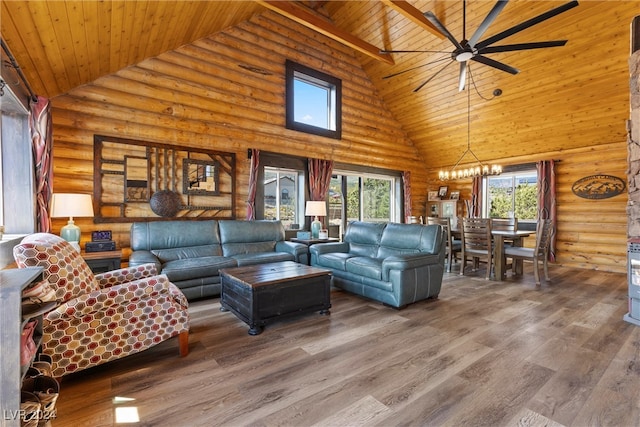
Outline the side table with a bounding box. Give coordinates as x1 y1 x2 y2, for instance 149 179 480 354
81 250 122 273
290 237 340 246
290 238 340 265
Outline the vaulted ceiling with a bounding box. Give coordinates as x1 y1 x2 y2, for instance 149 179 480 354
1 1 637 169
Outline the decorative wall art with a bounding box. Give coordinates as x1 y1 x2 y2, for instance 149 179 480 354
94 135 235 222
571 174 626 200
438 186 448 198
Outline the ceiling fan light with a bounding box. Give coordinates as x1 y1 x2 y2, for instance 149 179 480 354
456 52 474 62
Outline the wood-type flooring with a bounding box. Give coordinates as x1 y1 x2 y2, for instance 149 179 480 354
52 263 640 426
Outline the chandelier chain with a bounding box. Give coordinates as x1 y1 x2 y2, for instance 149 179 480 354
438 64 502 181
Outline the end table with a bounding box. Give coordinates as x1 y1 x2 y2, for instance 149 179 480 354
81 250 122 273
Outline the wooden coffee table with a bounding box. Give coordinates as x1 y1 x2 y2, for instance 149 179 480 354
219 261 331 335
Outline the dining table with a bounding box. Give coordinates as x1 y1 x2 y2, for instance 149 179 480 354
450 227 535 281
491 230 535 281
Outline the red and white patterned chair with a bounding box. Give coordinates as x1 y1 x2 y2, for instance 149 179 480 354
14 233 190 378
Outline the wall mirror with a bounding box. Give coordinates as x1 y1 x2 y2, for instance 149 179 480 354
125 156 150 202
183 159 220 195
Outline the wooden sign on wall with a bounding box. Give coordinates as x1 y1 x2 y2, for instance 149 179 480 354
571 174 626 200
93 135 235 222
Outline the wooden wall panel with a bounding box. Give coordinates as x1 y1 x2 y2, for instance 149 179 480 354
47 7 629 274
425 141 628 273
50 10 429 261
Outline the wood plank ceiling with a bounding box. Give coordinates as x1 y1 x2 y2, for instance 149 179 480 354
1 1 637 169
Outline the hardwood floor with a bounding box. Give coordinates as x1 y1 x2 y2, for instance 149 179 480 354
53 264 640 427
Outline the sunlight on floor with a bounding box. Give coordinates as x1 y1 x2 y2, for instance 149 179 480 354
113 397 139 423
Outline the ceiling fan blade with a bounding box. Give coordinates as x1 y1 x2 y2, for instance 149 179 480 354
475 0 579 50
424 11 464 50
413 60 455 92
458 62 467 91
382 56 451 79
471 55 519 74
468 0 509 48
478 40 567 54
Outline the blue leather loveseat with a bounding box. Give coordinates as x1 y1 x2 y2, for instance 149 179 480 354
129 220 308 300
309 221 445 308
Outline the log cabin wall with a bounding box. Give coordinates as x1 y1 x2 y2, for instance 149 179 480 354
49 10 429 261
425 140 628 274
47 8 629 274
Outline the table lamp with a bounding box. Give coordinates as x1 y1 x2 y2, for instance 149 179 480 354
50 193 94 251
305 201 326 239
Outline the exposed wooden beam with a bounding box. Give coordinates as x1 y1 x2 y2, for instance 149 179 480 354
255 0 394 65
381 0 445 39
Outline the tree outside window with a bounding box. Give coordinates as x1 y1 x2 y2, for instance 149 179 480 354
485 171 537 223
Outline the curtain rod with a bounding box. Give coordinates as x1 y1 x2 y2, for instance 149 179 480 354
1 38 38 103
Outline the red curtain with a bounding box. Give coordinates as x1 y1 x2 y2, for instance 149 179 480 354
29 96 53 233
402 171 412 221
537 160 557 261
246 149 260 220
308 158 333 201
471 176 482 218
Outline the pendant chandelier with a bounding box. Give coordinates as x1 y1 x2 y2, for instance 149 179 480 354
438 66 502 181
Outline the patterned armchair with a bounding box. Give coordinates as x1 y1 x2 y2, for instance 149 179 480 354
13 233 190 378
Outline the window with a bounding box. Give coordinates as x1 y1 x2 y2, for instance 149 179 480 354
263 167 303 229
0 88 33 235
483 168 538 227
285 60 342 139
329 171 400 236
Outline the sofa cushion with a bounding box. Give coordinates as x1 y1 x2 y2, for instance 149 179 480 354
223 241 277 257
377 223 428 258
162 256 237 282
219 220 284 243
345 256 382 281
316 252 354 271
219 220 285 256
344 221 386 257
231 251 294 266
131 220 221 250
152 244 222 263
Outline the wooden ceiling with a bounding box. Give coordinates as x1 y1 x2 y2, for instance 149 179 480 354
1 1 637 169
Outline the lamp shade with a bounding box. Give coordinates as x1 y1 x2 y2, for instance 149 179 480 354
305 201 326 217
50 193 94 250
50 193 94 218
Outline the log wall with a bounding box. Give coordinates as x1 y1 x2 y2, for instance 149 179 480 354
50 10 429 259
425 141 628 273
50 9 628 274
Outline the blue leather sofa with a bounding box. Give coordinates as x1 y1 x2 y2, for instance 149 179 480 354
309 221 445 308
129 220 308 300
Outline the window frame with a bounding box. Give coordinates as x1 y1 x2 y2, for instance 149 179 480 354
482 165 538 230
285 60 342 140
329 169 402 236
263 166 304 229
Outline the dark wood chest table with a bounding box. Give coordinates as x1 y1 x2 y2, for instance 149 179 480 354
219 261 331 335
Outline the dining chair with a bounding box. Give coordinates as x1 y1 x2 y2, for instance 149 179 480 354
491 217 517 232
426 216 461 272
460 217 493 280
503 219 553 285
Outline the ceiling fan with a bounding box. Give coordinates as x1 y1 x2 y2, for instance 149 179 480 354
382 0 579 92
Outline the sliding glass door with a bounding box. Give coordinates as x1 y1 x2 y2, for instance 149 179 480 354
329 172 398 237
